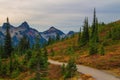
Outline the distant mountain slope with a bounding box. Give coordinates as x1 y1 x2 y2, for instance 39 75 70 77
67 31 75 37
0 21 74 46
40 26 66 41
0 21 46 46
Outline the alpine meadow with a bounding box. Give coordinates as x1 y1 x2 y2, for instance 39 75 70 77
0 0 120 80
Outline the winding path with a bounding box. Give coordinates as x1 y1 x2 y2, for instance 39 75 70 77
48 59 120 80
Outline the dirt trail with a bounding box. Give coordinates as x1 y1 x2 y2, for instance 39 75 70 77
48 59 120 80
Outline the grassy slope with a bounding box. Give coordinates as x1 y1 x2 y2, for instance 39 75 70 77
47 20 120 77
0 64 62 80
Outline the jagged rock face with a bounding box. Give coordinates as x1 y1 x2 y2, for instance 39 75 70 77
40 26 66 41
0 22 74 46
0 22 46 46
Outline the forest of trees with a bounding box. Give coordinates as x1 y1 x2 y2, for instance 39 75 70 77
0 18 49 79
0 18 77 80
1 8 120 79
78 8 105 55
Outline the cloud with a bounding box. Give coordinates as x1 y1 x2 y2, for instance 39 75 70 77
0 0 120 33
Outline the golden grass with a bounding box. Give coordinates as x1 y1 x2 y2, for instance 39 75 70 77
47 24 120 77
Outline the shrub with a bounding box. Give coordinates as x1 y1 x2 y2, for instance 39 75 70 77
89 40 98 55
28 57 37 70
0 63 8 76
61 64 66 75
25 50 32 61
99 45 105 56
62 58 77 79
11 69 20 78
50 49 55 56
66 46 74 55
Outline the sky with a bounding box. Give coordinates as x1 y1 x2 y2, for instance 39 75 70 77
0 0 120 33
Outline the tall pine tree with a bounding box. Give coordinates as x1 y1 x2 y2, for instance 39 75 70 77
4 17 13 58
18 35 30 55
80 17 89 46
78 27 81 46
56 33 60 41
91 8 99 42
89 8 99 55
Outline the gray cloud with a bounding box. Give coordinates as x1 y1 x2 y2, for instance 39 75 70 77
0 0 120 33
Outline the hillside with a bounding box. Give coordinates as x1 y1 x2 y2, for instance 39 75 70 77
0 19 120 80
47 20 120 77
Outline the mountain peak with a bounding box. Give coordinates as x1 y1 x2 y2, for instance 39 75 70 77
22 21 28 24
67 31 74 34
19 21 30 29
49 26 57 31
2 23 14 29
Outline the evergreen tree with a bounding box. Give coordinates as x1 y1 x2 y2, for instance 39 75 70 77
91 8 99 42
35 58 41 80
18 35 30 55
89 40 98 55
85 17 89 41
78 27 81 46
64 58 77 78
47 37 52 45
61 64 66 75
23 50 32 64
3 18 13 76
4 18 13 58
80 17 89 46
35 70 41 80
99 44 105 55
66 46 74 55
95 18 99 42
34 35 41 49
9 54 13 74
28 49 48 72
0 45 4 58
12 54 20 70
111 26 120 40
56 33 60 41
36 49 48 77
0 56 2 75
43 47 48 61
106 29 112 39
89 8 99 55
91 8 96 38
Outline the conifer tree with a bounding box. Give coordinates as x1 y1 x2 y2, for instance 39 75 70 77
91 8 99 42
43 47 48 61
61 64 65 75
47 37 52 45
99 44 105 55
80 17 89 46
18 35 30 54
56 33 60 41
34 35 40 49
0 45 4 58
95 18 99 42
4 18 13 58
0 56 2 75
9 54 13 74
64 58 77 78
91 8 96 38
89 8 99 55
3 18 14 74
78 27 81 46
85 17 89 41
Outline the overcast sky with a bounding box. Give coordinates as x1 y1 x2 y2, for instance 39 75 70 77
0 0 120 33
